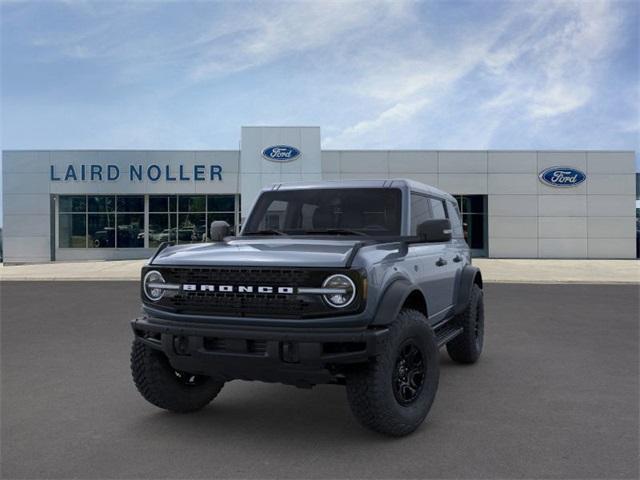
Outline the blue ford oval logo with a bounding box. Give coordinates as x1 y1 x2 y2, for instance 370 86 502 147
261 145 301 162
538 166 586 187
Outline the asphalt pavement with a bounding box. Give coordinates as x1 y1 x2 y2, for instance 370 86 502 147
1 282 638 479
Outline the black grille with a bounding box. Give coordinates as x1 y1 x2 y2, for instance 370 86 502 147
163 267 316 287
144 267 362 319
203 338 268 356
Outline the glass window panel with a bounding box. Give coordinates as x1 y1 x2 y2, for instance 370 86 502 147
178 195 205 212
59 196 86 213
245 189 401 236
88 196 115 213
149 196 168 212
59 214 86 247
467 195 486 214
117 195 144 212
462 213 485 250
177 213 206 243
169 195 177 212
456 196 468 214
447 201 464 238
149 213 173 247
429 198 448 219
116 213 145 247
300 204 318 230
207 195 235 212
88 213 115 248
410 194 432 234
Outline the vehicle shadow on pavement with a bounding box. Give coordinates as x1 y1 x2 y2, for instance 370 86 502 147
128 381 402 443
128 354 463 442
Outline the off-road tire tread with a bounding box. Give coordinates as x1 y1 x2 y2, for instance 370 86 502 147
446 284 484 364
131 340 224 413
346 309 439 436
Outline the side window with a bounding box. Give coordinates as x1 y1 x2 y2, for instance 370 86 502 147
447 200 464 238
410 193 432 234
429 198 448 219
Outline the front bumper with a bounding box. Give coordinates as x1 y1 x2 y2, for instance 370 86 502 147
131 315 389 386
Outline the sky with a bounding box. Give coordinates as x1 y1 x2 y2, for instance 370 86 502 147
1 0 639 223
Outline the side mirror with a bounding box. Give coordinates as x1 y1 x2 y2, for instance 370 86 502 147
416 219 452 243
209 221 230 242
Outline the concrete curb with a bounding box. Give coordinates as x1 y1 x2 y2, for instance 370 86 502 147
1 258 639 284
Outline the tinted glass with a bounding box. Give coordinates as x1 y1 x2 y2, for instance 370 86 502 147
207 195 235 212
178 213 206 243
149 196 168 212
116 213 144 247
244 188 402 236
148 213 172 247
178 195 206 212
429 198 447 219
463 213 485 249
457 195 485 214
88 213 115 248
447 201 464 238
59 196 86 213
467 195 486 214
410 194 432 235
117 196 144 212
88 196 115 212
59 214 86 247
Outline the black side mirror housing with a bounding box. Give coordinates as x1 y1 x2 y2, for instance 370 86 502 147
416 219 452 243
209 221 231 242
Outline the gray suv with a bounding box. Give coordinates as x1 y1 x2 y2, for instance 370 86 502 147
130 179 484 436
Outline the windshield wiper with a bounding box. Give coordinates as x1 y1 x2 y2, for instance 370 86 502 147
303 228 368 236
243 229 287 236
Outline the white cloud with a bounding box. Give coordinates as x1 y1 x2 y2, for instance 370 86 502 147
3 0 636 153
326 0 628 147
190 1 409 79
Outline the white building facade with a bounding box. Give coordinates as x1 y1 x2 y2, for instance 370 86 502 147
2 126 637 263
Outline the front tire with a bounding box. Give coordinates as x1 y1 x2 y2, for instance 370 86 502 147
131 340 224 413
345 309 440 436
446 283 484 364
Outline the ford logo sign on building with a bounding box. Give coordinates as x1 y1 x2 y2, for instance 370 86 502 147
262 145 301 162
538 166 586 187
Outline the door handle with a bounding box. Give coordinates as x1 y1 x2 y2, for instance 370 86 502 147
436 257 447 267
453 255 462 263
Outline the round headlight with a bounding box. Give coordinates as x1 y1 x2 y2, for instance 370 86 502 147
143 270 165 301
322 274 356 308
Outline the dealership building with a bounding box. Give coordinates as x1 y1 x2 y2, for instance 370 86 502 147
1 126 637 263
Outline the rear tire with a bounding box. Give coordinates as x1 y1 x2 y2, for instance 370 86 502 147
131 340 224 413
345 309 439 436
446 283 484 364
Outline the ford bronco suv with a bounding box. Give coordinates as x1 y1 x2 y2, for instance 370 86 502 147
130 180 484 436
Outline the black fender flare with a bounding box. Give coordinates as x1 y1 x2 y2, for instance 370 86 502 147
454 266 483 315
371 278 421 326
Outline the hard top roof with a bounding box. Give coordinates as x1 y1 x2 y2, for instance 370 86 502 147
264 178 455 202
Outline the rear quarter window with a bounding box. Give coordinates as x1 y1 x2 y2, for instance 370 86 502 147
429 198 448 220
447 200 464 238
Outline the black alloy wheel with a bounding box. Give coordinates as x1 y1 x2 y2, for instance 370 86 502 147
392 340 426 405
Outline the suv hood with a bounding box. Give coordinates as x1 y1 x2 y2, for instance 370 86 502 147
150 238 362 268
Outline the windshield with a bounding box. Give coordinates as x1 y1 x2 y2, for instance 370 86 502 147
243 188 402 236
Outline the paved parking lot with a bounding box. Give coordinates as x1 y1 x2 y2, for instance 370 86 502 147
1 282 638 479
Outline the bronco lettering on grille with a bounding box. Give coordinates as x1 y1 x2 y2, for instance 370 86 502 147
182 284 295 294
